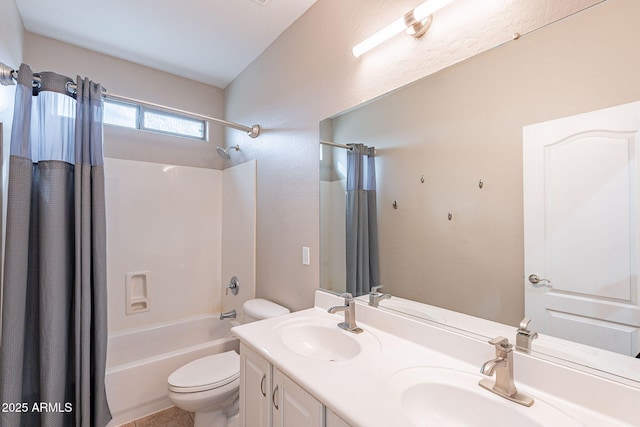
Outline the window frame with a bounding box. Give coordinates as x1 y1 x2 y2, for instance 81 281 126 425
104 98 208 141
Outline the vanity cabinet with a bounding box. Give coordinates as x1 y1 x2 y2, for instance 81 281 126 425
239 343 350 427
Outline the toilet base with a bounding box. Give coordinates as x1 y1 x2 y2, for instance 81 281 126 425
168 377 239 427
193 403 239 427
194 409 227 427
227 412 239 427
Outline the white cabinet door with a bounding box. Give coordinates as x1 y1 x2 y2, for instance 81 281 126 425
272 368 324 427
523 101 640 356
240 343 271 427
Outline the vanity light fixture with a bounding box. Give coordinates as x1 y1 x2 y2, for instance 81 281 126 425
352 0 455 57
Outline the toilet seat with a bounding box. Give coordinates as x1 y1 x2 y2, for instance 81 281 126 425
168 351 240 393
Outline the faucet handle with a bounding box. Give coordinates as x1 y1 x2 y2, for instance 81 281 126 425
370 285 384 294
226 276 239 295
516 318 538 352
518 317 532 332
488 336 511 350
338 292 354 304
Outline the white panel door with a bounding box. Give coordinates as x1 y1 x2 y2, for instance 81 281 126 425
523 101 640 357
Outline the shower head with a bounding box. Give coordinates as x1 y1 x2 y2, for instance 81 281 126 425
216 145 240 160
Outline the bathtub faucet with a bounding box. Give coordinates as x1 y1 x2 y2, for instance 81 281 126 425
220 309 236 320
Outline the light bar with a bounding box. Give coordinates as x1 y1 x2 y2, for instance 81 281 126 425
352 0 455 57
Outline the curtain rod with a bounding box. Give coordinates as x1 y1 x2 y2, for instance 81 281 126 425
0 62 260 138
320 140 354 150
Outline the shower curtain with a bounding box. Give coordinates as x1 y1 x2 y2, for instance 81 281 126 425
0 64 111 426
345 143 380 296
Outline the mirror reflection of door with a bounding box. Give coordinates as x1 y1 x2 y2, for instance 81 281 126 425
523 101 640 357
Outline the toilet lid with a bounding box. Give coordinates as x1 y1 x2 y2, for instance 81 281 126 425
168 351 240 393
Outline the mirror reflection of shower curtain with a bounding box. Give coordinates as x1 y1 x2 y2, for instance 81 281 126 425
0 65 111 427
346 144 380 296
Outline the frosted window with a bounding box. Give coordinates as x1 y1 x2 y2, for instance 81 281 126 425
104 100 137 128
103 99 207 141
143 110 205 139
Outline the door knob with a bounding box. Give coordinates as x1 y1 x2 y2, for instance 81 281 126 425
528 274 550 285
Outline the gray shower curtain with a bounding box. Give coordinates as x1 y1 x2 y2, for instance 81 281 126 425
0 64 111 426
346 143 380 296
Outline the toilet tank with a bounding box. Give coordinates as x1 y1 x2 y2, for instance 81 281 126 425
243 299 290 323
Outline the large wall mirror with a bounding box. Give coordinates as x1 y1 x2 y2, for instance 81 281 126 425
320 0 640 385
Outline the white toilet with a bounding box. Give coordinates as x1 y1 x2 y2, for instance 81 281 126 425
167 299 290 427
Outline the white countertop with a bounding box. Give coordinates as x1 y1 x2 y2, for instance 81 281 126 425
232 291 640 427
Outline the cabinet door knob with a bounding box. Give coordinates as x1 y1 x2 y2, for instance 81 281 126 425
272 385 279 410
260 374 266 397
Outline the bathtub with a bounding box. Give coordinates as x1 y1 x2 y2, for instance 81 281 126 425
105 314 239 427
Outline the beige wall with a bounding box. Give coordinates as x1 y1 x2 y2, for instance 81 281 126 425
0 0 614 318
329 0 640 326
23 32 226 169
224 0 604 312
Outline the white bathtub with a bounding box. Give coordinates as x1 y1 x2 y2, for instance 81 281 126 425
105 314 239 426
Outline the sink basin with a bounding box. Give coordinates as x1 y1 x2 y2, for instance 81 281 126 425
386 367 583 427
275 317 380 362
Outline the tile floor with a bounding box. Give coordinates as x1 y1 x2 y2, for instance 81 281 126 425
118 406 194 427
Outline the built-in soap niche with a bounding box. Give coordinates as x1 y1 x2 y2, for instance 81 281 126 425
125 271 151 314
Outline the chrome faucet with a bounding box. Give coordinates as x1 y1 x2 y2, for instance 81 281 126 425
479 337 534 406
327 293 363 334
516 317 538 353
368 285 391 307
219 309 236 320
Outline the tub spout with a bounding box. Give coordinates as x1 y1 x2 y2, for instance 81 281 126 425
220 309 236 320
